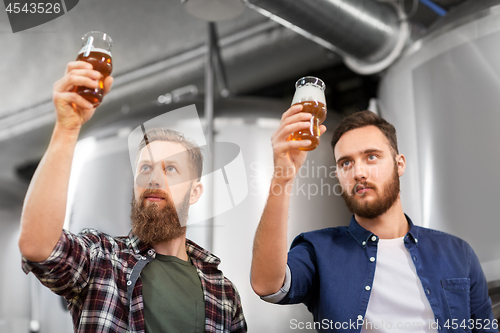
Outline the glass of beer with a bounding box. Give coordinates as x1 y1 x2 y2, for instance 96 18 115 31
290 76 327 151
74 31 113 107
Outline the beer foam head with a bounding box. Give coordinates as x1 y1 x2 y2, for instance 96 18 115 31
291 85 326 105
78 46 112 58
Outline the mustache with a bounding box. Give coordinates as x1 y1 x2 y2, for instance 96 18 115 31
352 181 377 195
140 189 171 202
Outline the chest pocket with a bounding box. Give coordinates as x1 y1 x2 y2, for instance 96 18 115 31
441 278 471 332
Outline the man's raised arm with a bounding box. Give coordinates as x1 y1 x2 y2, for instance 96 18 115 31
18 61 113 262
250 105 326 296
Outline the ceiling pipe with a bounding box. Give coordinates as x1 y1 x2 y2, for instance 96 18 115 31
243 0 411 74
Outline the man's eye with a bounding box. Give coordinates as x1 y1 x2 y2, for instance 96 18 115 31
368 155 377 161
342 161 351 168
165 166 177 173
140 165 152 173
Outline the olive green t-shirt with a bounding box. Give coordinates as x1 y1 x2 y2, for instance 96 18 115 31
141 253 205 333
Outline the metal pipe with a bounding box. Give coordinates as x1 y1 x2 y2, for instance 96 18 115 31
243 0 410 73
209 24 230 97
204 22 216 252
244 0 400 62
419 0 447 16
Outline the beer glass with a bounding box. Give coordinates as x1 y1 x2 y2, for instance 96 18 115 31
74 31 113 107
290 76 327 151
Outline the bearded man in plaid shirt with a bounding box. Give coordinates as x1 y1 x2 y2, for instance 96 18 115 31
19 61 247 333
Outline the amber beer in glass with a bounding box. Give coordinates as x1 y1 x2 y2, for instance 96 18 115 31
74 31 113 107
290 76 326 151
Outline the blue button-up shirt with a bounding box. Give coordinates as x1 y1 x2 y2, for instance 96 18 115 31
268 215 495 332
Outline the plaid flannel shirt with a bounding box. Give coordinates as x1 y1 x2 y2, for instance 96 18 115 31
22 229 247 333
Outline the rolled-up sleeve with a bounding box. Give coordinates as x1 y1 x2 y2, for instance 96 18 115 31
260 265 292 304
22 229 99 300
260 233 318 305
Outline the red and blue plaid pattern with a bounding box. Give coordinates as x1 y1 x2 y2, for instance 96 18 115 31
22 229 247 333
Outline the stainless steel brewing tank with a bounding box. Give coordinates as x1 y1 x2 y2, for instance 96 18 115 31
378 0 500 284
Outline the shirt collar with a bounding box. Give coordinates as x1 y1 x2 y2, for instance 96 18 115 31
127 231 221 265
186 239 221 266
406 215 419 245
127 231 153 254
348 214 419 248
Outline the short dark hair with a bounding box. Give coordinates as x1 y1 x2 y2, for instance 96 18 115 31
331 110 399 161
138 128 203 180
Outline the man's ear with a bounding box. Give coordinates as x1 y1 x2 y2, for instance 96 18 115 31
396 154 406 177
189 181 204 205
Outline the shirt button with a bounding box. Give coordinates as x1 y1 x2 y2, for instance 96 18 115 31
371 236 377 242
412 256 417 261
357 315 363 320
362 241 366 246
127 280 132 286
415 238 418 243
365 286 371 291
426 289 431 295
370 257 375 262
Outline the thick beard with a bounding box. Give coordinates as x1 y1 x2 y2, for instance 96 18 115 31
341 162 400 219
130 189 190 245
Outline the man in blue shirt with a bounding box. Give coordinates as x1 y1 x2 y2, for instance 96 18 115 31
250 108 496 332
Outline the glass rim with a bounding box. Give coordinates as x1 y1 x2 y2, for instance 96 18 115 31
81 31 113 45
295 76 325 90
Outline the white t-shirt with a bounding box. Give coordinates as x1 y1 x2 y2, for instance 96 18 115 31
361 237 438 333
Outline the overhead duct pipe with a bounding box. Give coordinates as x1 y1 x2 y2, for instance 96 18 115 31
243 0 410 74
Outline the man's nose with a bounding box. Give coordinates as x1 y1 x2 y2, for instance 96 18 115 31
147 165 167 189
353 163 367 181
